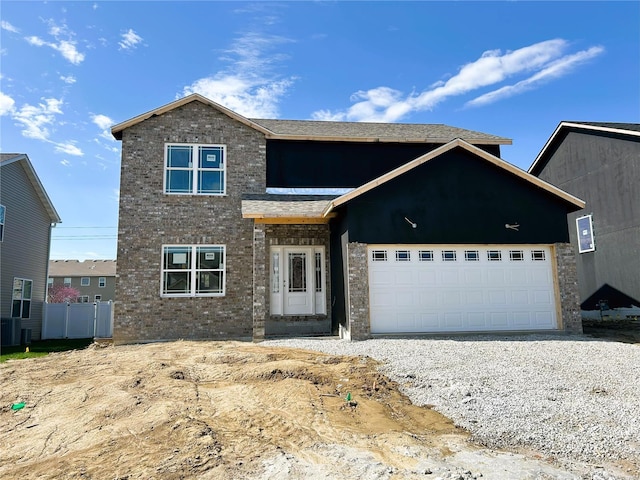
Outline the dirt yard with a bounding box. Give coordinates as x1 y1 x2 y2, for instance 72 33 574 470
0 341 587 479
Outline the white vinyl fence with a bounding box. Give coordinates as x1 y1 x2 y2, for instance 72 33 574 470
42 301 113 339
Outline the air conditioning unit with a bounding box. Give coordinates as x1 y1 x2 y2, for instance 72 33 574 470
1 317 22 346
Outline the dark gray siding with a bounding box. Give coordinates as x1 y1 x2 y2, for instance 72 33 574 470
535 129 640 307
0 162 53 340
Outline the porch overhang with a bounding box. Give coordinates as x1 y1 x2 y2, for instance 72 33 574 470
242 194 339 224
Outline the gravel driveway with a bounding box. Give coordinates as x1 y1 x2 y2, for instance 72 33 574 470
264 334 640 479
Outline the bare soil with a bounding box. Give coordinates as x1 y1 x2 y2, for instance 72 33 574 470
583 318 640 344
0 341 584 479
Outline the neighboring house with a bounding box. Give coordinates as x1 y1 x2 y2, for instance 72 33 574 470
0 154 61 344
111 94 584 344
529 122 640 313
48 260 117 303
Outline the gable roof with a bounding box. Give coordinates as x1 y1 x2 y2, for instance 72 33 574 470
241 194 337 223
528 121 640 175
111 94 511 145
49 259 117 277
0 153 62 223
323 138 585 216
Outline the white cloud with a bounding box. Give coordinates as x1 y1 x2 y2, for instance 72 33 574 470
0 91 15 116
60 159 72 167
1 20 20 33
13 97 64 140
24 21 85 65
466 46 605 107
312 39 604 122
54 142 83 156
182 32 296 118
92 113 116 141
119 29 143 50
60 74 76 84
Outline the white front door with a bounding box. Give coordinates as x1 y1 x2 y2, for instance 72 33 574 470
270 246 326 316
284 248 313 315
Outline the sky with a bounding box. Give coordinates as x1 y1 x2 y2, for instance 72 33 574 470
1 1 638 261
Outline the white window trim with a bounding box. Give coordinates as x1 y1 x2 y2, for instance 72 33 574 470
576 214 596 253
160 244 226 297
0 204 5 242
81 277 90 286
64 277 72 286
12 277 32 319
164 143 226 196
98 277 106 288
94 295 102 302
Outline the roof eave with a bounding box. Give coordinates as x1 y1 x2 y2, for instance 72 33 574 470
265 133 512 145
111 94 274 140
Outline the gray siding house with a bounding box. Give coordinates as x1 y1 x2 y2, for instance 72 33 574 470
1 154 61 344
529 122 640 312
111 95 584 344
48 260 117 303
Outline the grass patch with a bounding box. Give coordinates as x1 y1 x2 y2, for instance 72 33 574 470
0 338 93 363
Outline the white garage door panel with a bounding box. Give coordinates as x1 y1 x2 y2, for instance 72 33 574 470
369 246 557 333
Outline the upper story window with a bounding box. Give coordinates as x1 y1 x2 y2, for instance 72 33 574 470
64 277 72 287
0 204 5 242
164 144 226 195
576 214 595 253
81 277 90 286
99 277 106 288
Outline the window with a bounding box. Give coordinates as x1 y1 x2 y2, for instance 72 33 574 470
81 277 90 286
161 245 225 296
12 278 32 319
64 277 72 287
418 250 434 261
465 250 480 261
509 250 524 261
531 250 546 261
47 277 54 286
94 295 102 302
371 250 387 262
576 214 595 253
165 144 225 195
487 250 502 261
99 277 106 288
442 250 457 261
78 295 90 303
0 204 5 242
395 250 410 261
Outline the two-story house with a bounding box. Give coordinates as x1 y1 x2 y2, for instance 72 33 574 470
48 260 117 303
529 122 640 314
1 154 61 345
111 94 585 344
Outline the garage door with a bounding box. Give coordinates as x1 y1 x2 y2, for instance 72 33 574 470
368 246 557 333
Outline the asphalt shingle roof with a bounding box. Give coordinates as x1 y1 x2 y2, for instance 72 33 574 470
250 118 510 144
241 194 337 218
49 260 117 277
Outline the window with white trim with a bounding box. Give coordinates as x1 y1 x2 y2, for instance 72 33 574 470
509 250 524 261
576 214 595 253
418 250 434 261
99 277 106 288
161 245 225 296
64 277 71 287
81 277 90 286
371 250 387 262
94 295 102 302
465 250 479 261
78 295 90 303
395 250 410 261
442 250 457 262
0 204 5 242
487 250 502 261
164 144 225 195
531 250 546 261
12 278 32 319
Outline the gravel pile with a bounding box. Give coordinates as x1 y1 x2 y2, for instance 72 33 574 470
263 334 640 477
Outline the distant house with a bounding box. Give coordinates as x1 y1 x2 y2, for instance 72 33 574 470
48 260 117 303
1 154 61 344
110 94 585 344
529 122 640 313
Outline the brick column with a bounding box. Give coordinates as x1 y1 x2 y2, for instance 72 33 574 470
554 242 582 333
347 242 371 340
252 223 267 341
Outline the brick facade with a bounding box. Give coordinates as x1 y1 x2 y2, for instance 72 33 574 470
554 242 583 333
252 223 331 339
345 242 370 340
114 101 266 344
